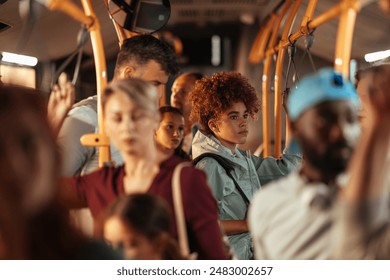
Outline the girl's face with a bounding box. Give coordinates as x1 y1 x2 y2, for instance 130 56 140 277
104 217 162 260
209 101 249 152
104 91 159 157
155 112 185 152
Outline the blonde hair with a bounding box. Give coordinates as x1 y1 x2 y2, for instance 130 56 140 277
103 78 159 114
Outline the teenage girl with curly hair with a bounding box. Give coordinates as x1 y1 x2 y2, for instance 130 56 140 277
190 71 302 260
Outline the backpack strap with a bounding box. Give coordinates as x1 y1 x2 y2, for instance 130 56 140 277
193 153 250 207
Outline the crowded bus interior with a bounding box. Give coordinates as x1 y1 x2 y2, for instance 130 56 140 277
0 0 390 260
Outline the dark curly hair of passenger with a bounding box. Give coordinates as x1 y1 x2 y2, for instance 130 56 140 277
189 71 260 135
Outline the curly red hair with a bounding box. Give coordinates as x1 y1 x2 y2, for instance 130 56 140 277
189 71 260 135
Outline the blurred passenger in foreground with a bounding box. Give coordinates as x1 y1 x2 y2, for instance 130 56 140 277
0 85 119 259
103 194 184 260
333 64 390 259
249 68 360 259
60 78 227 259
59 34 179 236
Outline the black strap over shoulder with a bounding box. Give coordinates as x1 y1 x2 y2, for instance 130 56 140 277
193 153 234 172
193 153 250 207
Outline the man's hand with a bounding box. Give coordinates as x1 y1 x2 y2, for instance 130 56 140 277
47 73 75 136
365 65 390 124
379 0 390 16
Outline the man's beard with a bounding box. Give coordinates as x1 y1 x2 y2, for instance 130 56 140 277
301 139 354 178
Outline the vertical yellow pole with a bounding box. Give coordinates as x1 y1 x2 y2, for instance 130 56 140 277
47 0 93 26
81 0 111 167
299 0 319 32
274 0 302 157
110 17 138 47
249 14 276 63
261 2 292 156
258 15 277 157
47 0 111 167
334 0 360 77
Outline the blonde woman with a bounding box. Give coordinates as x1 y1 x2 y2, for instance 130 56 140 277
61 78 227 259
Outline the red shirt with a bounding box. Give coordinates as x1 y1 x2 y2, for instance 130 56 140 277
66 155 227 259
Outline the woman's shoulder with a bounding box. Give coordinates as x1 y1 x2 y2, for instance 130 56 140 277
160 155 191 169
89 164 124 177
161 155 206 178
76 165 125 187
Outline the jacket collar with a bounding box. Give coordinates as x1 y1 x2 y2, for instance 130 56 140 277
192 130 250 169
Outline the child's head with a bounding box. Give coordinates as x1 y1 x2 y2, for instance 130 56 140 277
155 106 185 154
103 194 182 260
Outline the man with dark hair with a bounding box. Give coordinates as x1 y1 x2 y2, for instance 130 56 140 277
170 72 204 154
58 35 179 235
59 34 179 177
249 68 360 259
114 35 179 93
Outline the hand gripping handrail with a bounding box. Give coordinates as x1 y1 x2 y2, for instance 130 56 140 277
47 0 111 167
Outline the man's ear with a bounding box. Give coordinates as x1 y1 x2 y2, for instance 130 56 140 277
122 66 136 79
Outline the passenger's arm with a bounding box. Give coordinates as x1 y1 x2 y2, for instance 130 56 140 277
57 107 97 176
220 220 248 235
334 66 390 259
47 73 75 137
252 138 302 186
195 158 248 235
59 178 88 209
59 168 105 210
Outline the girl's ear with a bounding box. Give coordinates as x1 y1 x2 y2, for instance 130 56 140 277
208 119 219 133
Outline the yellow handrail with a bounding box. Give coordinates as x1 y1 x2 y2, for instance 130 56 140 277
251 0 367 157
274 0 302 156
47 0 93 27
249 13 276 64
257 14 277 157
48 0 111 167
260 1 292 157
334 0 360 77
109 16 138 47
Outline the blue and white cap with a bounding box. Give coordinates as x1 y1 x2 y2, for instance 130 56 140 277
287 68 359 121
